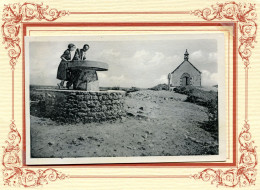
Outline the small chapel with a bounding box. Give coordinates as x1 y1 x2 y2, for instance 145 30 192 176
168 49 201 89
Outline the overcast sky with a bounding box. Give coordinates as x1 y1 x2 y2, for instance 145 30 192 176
29 37 218 88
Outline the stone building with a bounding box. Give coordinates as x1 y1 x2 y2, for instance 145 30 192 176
168 50 201 89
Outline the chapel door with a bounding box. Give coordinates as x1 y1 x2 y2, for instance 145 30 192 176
185 77 190 85
181 73 190 86
182 77 187 86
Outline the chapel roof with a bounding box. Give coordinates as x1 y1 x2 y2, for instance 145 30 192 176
171 50 201 74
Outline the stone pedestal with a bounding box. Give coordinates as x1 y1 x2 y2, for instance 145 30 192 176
68 69 99 91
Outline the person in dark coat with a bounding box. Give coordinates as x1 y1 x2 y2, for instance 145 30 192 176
57 43 78 88
74 44 89 61
78 44 89 60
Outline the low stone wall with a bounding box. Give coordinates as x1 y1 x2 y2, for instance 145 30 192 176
34 89 126 123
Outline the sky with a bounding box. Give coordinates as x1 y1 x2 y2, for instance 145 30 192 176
29 37 218 88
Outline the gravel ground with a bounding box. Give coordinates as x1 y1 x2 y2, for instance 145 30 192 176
30 90 218 158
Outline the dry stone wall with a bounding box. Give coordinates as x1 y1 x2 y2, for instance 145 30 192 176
36 90 126 123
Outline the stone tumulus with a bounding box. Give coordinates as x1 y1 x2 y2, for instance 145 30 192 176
36 89 126 123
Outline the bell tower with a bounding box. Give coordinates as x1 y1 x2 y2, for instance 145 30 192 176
184 49 189 61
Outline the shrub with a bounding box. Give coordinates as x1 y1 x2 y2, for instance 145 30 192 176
174 86 195 96
205 98 218 123
111 86 120 90
149 83 169 91
174 86 218 135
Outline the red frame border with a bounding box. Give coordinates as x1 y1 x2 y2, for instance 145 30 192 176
22 22 237 167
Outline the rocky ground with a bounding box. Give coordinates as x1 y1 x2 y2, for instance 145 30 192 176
30 90 218 158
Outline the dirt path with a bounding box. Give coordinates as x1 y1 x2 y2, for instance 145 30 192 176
31 90 218 158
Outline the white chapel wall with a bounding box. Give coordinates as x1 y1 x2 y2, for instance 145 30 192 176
170 61 201 86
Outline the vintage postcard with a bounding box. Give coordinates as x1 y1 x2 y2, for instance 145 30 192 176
25 34 226 165
1 0 259 189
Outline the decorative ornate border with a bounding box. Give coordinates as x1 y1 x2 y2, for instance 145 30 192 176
2 2 69 187
191 2 257 187
1 1 257 188
2 2 69 70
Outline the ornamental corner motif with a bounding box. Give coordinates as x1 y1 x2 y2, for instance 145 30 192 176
191 1 257 188
2 2 69 187
2 2 69 70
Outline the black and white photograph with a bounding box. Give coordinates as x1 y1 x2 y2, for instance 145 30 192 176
25 34 226 165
